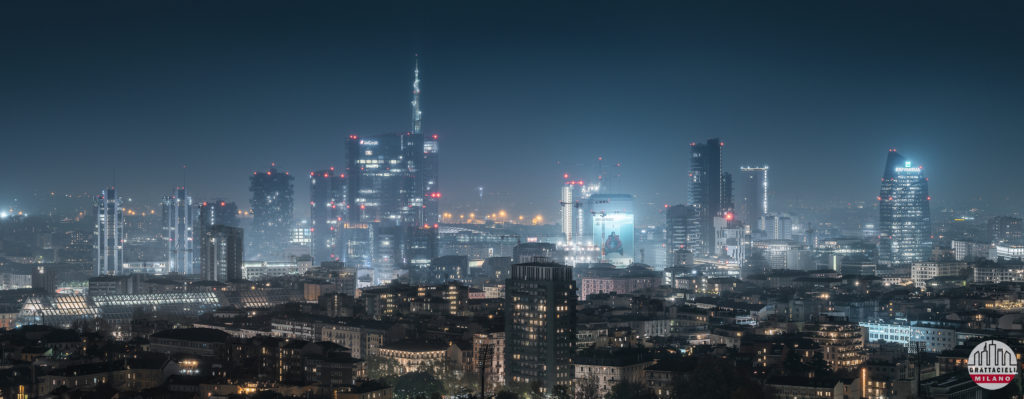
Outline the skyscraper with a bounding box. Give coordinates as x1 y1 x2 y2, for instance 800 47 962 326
666 204 702 261
739 166 769 229
162 187 197 275
415 58 441 226
504 261 577 394
198 200 239 231
588 194 635 266
559 178 584 244
200 224 243 282
878 150 932 265
249 168 294 261
310 169 346 264
95 187 124 276
342 60 439 279
688 138 725 254
989 216 1023 246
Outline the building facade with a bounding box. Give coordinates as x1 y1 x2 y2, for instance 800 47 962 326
163 187 197 275
504 262 577 394
200 225 243 282
249 168 294 261
95 188 124 276
878 150 932 265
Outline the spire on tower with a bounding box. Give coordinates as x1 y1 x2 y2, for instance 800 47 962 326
411 55 422 135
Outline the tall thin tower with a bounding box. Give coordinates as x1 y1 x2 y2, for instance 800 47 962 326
412 55 422 135
95 187 124 276
163 187 197 274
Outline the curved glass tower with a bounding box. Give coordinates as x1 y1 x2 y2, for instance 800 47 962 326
878 150 932 265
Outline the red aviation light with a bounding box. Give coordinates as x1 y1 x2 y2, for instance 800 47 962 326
927 196 932 200
324 173 329 178
340 174 346 178
310 171 315 176
563 173 569 179
202 202 208 206
330 166 334 171
220 202 225 207
725 212 734 221
432 134 438 140
434 224 439 228
267 171 272 175
349 135 358 140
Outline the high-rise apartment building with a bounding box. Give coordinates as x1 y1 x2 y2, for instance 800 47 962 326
504 261 577 394
95 187 124 276
162 187 196 275
249 168 294 261
878 150 932 265
200 225 243 282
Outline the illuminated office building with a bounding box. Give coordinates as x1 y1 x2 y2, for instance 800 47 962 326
878 150 932 265
310 169 346 264
588 194 635 266
162 187 197 275
95 187 124 276
249 168 294 261
666 204 701 261
504 261 577 394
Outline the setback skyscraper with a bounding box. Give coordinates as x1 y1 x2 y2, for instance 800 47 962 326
249 168 294 261
688 138 726 254
310 169 346 264
878 150 932 265
162 187 197 275
343 60 439 281
504 261 577 394
739 166 769 230
95 187 124 276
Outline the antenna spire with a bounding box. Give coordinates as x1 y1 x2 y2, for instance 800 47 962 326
412 54 422 135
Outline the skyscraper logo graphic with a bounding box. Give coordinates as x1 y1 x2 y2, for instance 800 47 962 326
968 340 1018 390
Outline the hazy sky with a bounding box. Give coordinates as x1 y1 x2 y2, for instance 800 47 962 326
3 0 1024 222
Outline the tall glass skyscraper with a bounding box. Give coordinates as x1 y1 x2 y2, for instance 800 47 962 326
95 187 124 276
739 166 769 230
162 187 197 274
249 168 294 261
688 138 724 254
310 169 346 264
878 150 932 265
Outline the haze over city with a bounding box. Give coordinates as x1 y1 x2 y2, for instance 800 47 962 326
4 1 1024 399
4 1 1024 223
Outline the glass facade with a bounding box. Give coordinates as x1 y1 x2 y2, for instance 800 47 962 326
878 150 932 265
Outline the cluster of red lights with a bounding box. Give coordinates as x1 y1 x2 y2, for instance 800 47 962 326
427 192 442 199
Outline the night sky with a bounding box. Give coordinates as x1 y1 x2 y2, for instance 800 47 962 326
3 1 1024 222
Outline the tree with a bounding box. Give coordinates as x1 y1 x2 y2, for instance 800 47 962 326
364 355 402 380
605 382 656 399
575 375 600 399
393 372 444 399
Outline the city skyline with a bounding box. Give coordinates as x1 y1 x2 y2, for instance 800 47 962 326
4 1 1024 222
